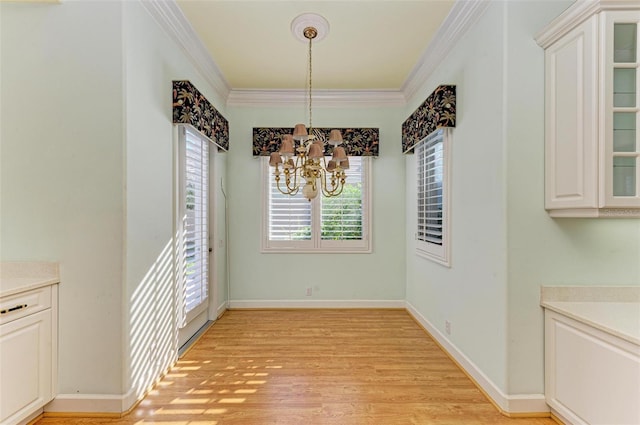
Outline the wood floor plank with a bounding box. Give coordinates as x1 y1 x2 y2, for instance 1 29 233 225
35 309 556 425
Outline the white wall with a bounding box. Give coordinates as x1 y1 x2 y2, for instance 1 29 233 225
405 0 640 408
405 2 510 392
1 1 125 395
226 105 406 304
1 0 230 408
122 0 229 400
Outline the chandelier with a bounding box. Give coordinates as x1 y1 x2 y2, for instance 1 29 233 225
268 13 348 202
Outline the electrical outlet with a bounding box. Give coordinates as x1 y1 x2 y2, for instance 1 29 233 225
306 287 312 296
445 320 451 335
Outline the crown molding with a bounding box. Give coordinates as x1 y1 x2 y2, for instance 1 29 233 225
227 1 489 107
140 0 231 102
535 0 640 48
144 0 489 108
402 0 490 101
227 89 406 108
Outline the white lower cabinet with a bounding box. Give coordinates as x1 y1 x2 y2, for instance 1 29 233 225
0 285 57 425
544 310 640 425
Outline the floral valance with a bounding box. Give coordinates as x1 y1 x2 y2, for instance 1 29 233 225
253 127 379 157
402 85 456 153
172 80 229 151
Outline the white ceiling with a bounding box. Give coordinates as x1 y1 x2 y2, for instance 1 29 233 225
175 1 456 92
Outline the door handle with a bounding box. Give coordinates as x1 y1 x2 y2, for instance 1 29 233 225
0 304 28 315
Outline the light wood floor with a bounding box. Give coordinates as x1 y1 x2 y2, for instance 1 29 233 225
36 309 557 425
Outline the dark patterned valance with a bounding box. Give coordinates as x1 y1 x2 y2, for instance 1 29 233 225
172 80 229 151
402 85 456 153
253 127 379 157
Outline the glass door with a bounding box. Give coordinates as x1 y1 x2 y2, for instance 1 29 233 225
177 126 210 348
607 15 639 205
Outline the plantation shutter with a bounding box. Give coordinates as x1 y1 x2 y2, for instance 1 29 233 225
268 178 312 241
263 156 370 253
182 128 209 314
417 130 444 245
321 157 363 240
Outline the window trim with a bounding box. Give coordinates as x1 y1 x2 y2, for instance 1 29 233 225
415 128 451 267
261 156 372 253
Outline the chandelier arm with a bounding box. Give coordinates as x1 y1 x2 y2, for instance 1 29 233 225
320 178 342 198
275 174 300 196
318 168 346 197
293 155 306 188
330 173 347 197
276 154 308 196
319 175 331 197
293 155 303 181
317 156 332 190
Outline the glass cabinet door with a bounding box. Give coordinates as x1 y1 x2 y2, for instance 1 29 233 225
611 20 639 200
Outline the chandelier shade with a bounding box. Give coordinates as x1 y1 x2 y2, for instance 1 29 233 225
292 124 309 141
308 143 324 159
279 135 295 157
329 129 343 145
332 146 347 162
269 152 282 167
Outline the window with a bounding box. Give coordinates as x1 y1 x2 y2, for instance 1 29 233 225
416 129 450 266
262 156 371 253
177 126 209 324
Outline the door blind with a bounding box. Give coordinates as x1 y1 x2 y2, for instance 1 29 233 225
183 128 209 313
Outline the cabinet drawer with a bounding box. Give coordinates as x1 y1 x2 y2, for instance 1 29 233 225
0 286 51 325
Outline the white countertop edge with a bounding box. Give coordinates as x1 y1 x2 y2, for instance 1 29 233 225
0 262 60 298
541 285 640 303
0 277 60 298
541 300 640 346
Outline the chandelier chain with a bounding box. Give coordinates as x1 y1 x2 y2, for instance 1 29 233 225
308 33 313 134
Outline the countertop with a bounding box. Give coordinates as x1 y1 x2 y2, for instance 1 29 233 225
0 262 60 298
541 286 640 346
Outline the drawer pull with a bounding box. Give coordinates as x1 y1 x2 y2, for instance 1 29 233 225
0 304 28 315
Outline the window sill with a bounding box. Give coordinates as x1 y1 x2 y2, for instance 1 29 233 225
416 249 450 267
261 245 372 254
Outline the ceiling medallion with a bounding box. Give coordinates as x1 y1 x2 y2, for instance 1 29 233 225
290 13 330 44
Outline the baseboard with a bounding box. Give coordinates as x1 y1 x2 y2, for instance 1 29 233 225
550 409 568 425
18 409 43 425
405 302 550 416
44 386 138 417
216 300 228 318
44 394 126 416
229 299 406 309
121 386 139 414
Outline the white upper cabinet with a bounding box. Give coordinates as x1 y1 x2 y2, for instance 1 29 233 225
537 1 640 218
